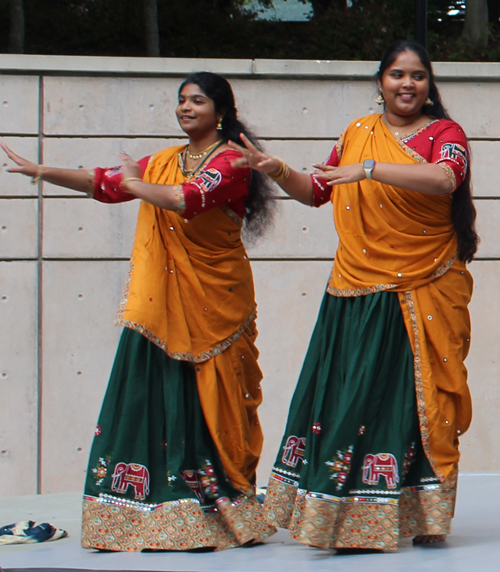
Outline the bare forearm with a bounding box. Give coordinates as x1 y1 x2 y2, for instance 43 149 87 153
40 166 93 193
371 162 452 195
125 181 179 210
277 169 314 205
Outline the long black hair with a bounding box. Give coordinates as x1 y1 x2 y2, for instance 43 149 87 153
376 41 479 263
179 72 275 240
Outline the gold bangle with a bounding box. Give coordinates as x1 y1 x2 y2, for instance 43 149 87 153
119 177 142 192
31 164 44 185
268 157 291 182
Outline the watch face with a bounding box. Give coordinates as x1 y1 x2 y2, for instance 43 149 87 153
363 159 375 169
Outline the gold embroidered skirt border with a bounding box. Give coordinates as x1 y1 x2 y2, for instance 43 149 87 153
264 473 456 551
82 494 276 551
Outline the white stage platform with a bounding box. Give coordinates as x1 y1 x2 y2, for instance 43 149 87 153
1 474 499 572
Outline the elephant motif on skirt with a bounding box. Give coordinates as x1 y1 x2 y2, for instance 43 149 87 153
362 453 399 489
180 470 205 501
282 435 306 468
111 462 150 500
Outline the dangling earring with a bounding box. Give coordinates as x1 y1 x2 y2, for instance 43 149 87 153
425 97 433 106
375 92 385 105
216 117 223 130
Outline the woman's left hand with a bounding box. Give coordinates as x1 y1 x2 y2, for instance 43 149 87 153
119 152 141 180
312 163 365 186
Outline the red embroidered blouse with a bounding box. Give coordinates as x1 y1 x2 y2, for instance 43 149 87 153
312 118 469 207
92 149 250 220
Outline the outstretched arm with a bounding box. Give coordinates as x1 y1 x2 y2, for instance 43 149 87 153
229 134 314 205
1 142 94 193
312 161 454 195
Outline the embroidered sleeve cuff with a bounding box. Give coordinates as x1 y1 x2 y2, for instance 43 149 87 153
86 169 96 197
173 185 186 214
437 163 457 195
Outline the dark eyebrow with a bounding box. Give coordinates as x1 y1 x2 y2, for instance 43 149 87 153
389 67 427 75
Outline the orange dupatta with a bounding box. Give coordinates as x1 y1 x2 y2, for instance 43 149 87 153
115 145 256 363
327 114 473 480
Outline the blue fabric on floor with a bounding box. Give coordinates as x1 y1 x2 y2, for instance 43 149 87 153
0 520 67 545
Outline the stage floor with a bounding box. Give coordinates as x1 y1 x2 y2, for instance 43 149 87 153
1 474 499 572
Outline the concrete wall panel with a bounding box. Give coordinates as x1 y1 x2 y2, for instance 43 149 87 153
263 139 336 171
0 261 38 497
41 260 129 493
440 82 500 138
0 137 40 197
43 198 139 259
474 199 500 259
469 141 500 198
0 76 39 135
43 77 184 136
461 261 500 472
231 79 377 138
0 199 38 259
247 199 337 259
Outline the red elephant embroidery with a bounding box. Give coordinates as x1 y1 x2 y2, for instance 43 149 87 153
282 435 306 468
111 462 150 500
362 453 399 489
180 470 205 502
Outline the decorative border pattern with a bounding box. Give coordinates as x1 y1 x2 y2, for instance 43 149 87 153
327 282 398 297
221 205 244 227
400 120 439 144
429 254 456 280
272 466 301 480
82 492 276 552
437 163 457 194
173 185 186 214
117 310 256 364
402 290 443 481
84 169 96 197
327 254 456 299
264 472 456 550
395 137 428 164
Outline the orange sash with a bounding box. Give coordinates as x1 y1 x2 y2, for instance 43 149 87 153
328 114 473 480
116 146 256 363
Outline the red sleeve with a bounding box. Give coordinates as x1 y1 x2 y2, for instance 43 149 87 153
179 150 250 220
92 156 151 203
430 121 468 190
311 138 342 208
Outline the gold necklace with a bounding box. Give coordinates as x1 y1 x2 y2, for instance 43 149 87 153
179 140 224 179
186 140 221 161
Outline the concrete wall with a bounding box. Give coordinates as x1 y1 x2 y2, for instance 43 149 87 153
1 55 500 497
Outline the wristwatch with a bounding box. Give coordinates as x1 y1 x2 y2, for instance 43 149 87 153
362 159 376 180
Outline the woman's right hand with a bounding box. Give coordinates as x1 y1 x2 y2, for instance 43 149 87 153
228 133 281 176
0 142 39 177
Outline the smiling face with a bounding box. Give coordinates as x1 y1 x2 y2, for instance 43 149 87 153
176 83 221 138
379 49 430 124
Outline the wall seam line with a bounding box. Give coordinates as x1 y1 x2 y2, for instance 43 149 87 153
36 74 44 495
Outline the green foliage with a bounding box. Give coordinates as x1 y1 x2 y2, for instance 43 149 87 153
0 0 498 61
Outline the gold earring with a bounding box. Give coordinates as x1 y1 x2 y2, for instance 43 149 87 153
375 93 385 105
425 97 433 106
217 117 223 130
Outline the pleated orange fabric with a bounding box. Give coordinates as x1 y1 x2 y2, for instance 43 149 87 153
116 145 256 364
327 114 473 480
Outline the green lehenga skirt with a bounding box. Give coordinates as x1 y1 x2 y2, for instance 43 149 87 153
264 291 457 551
81 328 274 551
